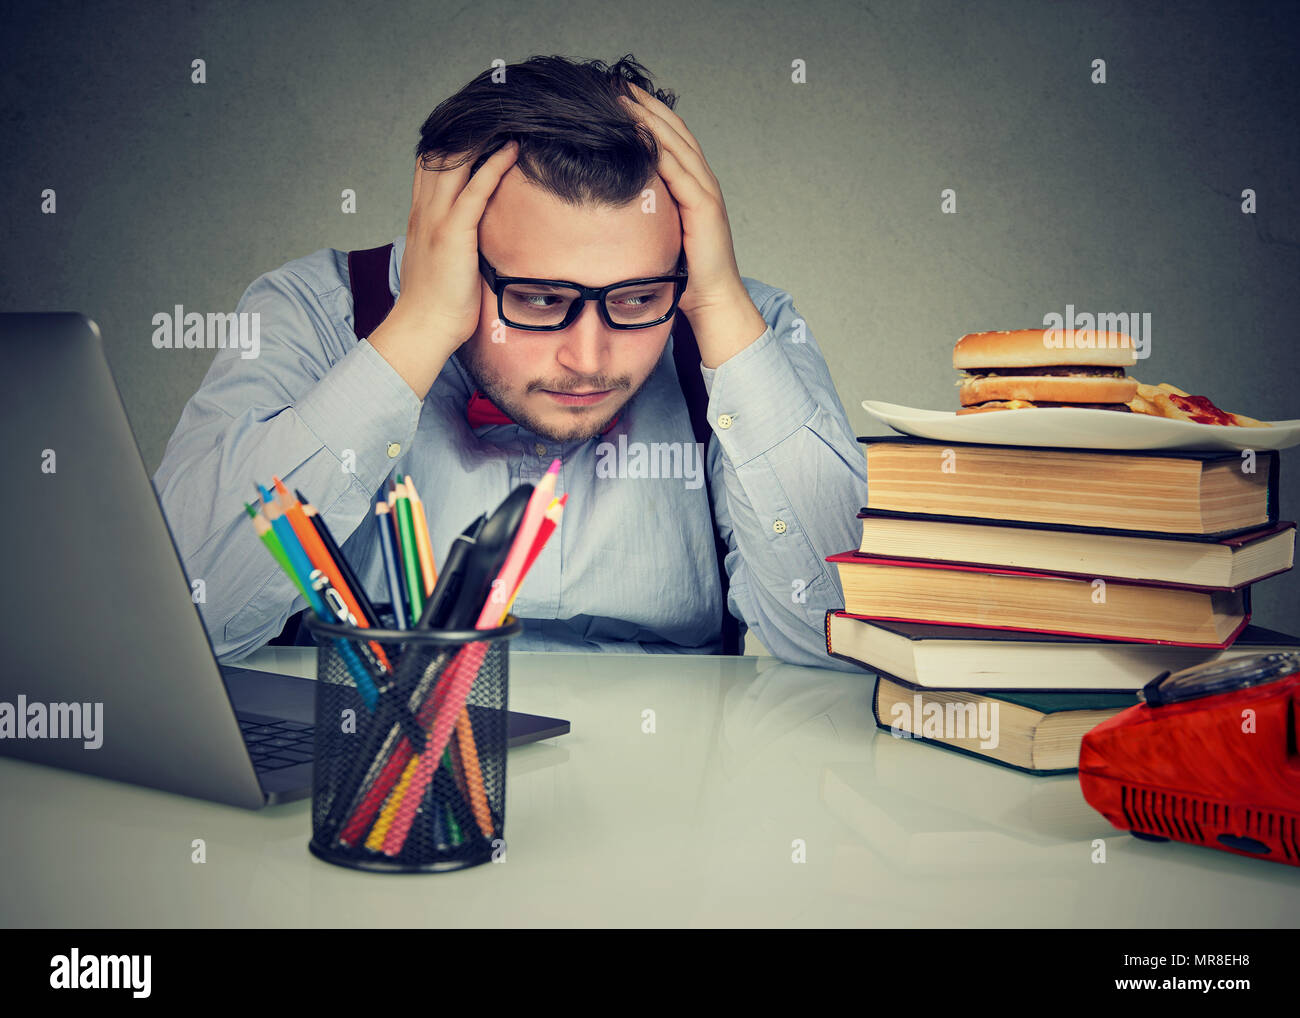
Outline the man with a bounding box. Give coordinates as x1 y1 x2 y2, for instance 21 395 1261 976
153 54 868 669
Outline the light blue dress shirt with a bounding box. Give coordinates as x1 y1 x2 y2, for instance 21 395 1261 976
152 234 870 669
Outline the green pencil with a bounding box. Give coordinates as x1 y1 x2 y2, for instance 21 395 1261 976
245 502 310 602
393 479 424 625
443 748 463 846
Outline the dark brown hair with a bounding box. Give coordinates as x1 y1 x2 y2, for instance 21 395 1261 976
414 54 677 207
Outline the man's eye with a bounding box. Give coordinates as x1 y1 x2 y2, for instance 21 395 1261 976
511 293 563 308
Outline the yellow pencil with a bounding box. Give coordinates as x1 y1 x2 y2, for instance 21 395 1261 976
404 475 439 595
366 755 421 852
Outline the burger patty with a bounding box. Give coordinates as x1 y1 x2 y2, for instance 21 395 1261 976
962 366 1129 378
970 400 1133 411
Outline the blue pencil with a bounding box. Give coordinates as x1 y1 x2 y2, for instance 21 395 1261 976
259 485 378 711
375 501 408 630
259 486 329 616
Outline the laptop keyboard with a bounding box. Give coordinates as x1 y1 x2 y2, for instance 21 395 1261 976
237 712 314 771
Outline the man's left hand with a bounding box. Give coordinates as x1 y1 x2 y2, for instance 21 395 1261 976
619 84 768 368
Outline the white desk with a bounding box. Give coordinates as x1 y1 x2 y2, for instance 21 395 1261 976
2 649 1297 927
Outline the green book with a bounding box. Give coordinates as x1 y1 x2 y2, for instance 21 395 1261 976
871 670 1138 774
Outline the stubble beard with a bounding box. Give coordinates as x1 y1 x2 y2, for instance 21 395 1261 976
455 346 636 443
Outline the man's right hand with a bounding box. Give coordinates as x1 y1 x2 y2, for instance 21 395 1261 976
368 141 520 399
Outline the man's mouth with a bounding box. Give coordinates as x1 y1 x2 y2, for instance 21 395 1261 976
541 389 613 406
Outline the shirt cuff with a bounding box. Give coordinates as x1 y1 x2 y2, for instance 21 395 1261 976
700 326 818 464
292 338 424 493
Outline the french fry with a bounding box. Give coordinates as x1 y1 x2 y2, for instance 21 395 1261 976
1128 379 1270 427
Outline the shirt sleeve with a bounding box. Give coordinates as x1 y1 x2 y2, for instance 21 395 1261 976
151 267 423 662
699 285 869 672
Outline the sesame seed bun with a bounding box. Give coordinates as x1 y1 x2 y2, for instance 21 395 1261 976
953 328 1139 369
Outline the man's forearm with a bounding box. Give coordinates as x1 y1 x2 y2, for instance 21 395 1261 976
715 421 868 669
699 288 869 668
688 286 771 370
366 307 460 401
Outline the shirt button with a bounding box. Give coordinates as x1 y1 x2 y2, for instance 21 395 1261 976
534 442 547 457
773 519 787 534
386 442 401 458
717 414 734 430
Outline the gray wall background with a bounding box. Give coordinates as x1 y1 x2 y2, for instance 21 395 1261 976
4 0 1299 634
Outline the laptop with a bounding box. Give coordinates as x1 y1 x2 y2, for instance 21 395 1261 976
0 312 569 808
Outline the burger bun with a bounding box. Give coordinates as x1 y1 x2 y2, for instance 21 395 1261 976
953 328 1138 369
958 374 1138 407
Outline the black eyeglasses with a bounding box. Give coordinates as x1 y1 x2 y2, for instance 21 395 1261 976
478 249 688 331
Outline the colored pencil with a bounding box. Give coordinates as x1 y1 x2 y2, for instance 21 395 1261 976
308 569 386 681
245 502 309 603
404 475 439 595
379 463 563 855
374 502 408 630
393 480 424 625
481 459 561 624
296 489 380 629
453 708 494 838
330 508 483 846
272 476 391 679
255 490 378 709
259 490 327 616
503 494 566 616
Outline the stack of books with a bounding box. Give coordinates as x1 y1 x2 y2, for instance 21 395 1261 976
826 436 1298 773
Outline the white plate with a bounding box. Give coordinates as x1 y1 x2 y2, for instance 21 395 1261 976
861 400 1300 452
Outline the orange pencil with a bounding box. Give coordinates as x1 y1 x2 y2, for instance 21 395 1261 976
452 713 494 839
404 475 439 595
271 476 392 674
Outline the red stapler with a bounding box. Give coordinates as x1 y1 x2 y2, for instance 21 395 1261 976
1079 652 1300 867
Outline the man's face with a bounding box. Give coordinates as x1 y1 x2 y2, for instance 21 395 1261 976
457 166 683 443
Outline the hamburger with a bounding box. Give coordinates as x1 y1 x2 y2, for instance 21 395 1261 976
954 328 1138 414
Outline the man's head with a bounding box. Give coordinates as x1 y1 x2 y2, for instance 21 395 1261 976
415 55 684 442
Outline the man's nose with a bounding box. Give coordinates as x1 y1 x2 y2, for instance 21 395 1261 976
553 301 611 377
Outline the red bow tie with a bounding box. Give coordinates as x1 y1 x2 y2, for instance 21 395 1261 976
467 389 620 434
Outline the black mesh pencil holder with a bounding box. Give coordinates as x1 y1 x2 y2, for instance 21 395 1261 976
303 606 521 873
